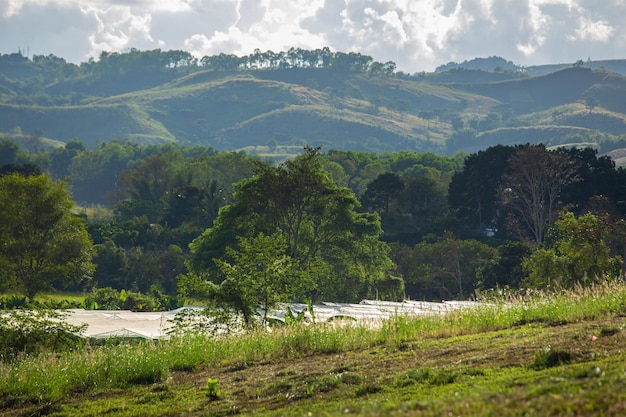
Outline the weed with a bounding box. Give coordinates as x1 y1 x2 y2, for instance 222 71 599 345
266 380 293 395
205 378 221 400
531 346 573 370
599 326 621 336
340 373 364 385
394 367 457 388
314 374 341 392
356 384 384 397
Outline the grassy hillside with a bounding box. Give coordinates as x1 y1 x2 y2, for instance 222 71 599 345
458 67 604 113
1 51 626 157
2 282 626 416
0 103 175 146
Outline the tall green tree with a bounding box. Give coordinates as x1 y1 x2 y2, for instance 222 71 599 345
0 174 94 300
0 137 24 166
361 172 404 222
214 232 305 326
523 212 622 288
186 147 398 303
393 234 496 300
499 145 578 243
448 145 517 234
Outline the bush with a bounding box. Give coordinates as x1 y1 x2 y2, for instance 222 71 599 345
0 295 84 310
84 287 179 311
0 309 85 360
0 295 28 309
84 287 122 310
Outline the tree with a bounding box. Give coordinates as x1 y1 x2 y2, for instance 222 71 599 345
49 139 86 180
477 241 532 290
394 233 496 300
585 96 599 113
448 145 517 233
0 174 94 300
557 147 618 215
361 172 404 222
522 212 622 288
214 232 305 326
0 137 23 166
69 140 139 205
186 146 398 303
499 145 578 243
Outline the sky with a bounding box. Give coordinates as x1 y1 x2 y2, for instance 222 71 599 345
1 0 625 73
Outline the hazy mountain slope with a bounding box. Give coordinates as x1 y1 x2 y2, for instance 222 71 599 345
1 52 626 156
457 67 605 113
0 103 174 146
71 70 497 152
526 59 626 77
464 126 611 154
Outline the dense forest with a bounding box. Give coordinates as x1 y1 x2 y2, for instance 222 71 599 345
2 135 625 314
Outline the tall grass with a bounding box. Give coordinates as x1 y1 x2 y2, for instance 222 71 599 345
2 279 626 405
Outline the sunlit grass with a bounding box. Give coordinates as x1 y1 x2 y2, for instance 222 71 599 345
2 278 626 409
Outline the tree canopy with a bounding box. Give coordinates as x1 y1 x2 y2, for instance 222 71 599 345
186 146 399 309
0 173 94 300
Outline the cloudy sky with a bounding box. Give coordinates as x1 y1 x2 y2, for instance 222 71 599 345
1 0 625 72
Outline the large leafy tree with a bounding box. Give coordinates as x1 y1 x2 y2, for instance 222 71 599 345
214 232 305 326
499 145 578 243
448 145 517 234
186 146 398 303
0 173 94 300
523 212 622 288
392 233 496 300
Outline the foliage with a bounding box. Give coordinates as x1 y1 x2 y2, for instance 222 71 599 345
522 211 623 288
205 377 221 400
448 144 517 233
0 295 84 310
167 304 243 337
83 286 178 311
0 137 24 165
3 137 626 303
213 232 307 326
187 146 398 303
0 309 85 360
477 241 532 289
499 144 579 243
394 233 496 299
0 173 94 300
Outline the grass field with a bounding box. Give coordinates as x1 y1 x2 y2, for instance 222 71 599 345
2 281 626 416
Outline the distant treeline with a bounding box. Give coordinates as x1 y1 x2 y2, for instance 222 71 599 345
0 47 398 79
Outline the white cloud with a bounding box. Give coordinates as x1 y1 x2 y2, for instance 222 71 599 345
573 16 614 42
0 0 625 72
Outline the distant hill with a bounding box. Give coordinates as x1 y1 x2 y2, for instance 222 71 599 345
526 59 626 77
435 56 521 73
1 50 625 158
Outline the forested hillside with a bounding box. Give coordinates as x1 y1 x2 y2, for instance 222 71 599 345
1 49 626 158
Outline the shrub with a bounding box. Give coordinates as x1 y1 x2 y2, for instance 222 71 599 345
84 287 122 310
0 309 85 360
84 287 177 311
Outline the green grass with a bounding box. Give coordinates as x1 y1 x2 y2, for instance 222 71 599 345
2 280 626 416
